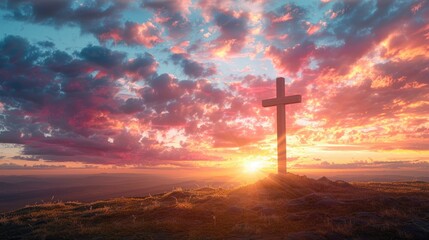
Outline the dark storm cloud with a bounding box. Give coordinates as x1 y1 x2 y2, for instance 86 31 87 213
2 0 128 31
119 98 145 114
37 40 55 48
125 53 158 81
0 35 40 67
79 45 159 81
171 53 217 78
79 45 126 68
141 73 184 103
0 0 164 48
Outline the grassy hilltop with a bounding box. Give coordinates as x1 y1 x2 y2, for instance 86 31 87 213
1 174 429 240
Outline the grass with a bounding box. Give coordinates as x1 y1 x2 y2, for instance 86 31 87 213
1 173 429 239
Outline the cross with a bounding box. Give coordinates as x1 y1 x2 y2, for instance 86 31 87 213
262 77 301 174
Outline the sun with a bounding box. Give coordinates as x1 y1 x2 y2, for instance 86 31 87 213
244 160 265 173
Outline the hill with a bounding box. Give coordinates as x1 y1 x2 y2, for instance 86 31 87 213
1 173 429 239
0 173 238 212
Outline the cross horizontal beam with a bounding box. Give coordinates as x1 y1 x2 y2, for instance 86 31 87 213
262 95 302 107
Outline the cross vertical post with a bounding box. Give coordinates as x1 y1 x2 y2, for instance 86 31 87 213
262 77 302 174
276 78 286 174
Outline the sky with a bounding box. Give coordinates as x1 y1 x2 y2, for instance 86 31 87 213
0 0 428 176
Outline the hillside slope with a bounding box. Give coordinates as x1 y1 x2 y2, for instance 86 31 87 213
1 173 429 239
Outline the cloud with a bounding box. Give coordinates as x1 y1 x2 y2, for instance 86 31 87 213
0 162 66 169
260 0 429 152
171 53 217 78
0 36 155 163
142 0 192 39
210 9 250 57
140 73 184 103
197 1 251 57
263 1 429 75
98 21 163 48
125 53 158 81
211 121 266 148
264 3 308 48
265 41 315 74
293 160 429 170
0 35 278 164
119 98 145 114
3 0 129 36
1 0 165 48
80 45 126 68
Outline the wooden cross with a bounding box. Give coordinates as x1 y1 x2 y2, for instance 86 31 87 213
262 77 301 174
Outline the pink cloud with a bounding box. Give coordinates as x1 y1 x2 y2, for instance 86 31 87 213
265 42 315 74
198 5 251 57
272 13 293 23
99 21 163 48
306 21 326 35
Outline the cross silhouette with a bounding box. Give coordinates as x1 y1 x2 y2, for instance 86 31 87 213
262 77 301 174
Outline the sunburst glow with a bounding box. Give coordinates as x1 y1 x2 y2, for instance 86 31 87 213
244 160 265 173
